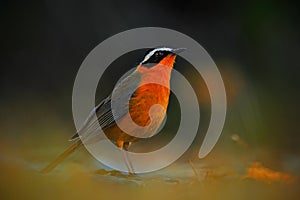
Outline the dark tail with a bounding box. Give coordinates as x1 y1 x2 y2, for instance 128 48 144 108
40 140 82 173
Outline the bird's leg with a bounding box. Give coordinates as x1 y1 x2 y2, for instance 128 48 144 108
123 141 131 151
123 142 135 175
116 140 135 175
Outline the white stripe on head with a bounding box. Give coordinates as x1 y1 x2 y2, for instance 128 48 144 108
141 47 173 64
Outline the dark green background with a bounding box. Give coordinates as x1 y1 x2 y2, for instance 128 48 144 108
1 0 299 163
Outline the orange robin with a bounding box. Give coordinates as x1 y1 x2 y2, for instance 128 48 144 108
41 47 185 173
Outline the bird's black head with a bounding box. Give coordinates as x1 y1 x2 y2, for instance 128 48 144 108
140 47 185 66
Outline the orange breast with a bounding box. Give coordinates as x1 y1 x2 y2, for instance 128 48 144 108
130 61 173 127
104 58 174 143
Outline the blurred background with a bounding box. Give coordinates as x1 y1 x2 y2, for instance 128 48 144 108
1 0 300 199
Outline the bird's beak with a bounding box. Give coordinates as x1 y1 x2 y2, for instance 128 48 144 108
171 48 186 54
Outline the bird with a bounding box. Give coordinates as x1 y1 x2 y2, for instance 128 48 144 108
40 47 185 174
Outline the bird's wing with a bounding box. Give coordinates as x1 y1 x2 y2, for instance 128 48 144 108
70 68 142 141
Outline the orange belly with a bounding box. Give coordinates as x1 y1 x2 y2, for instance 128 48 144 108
129 83 170 126
104 83 170 143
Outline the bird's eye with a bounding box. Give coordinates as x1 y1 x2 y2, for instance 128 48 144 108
155 51 163 57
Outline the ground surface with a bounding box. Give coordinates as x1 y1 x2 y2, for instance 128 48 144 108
0 133 299 200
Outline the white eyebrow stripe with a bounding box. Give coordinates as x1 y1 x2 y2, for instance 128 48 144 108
141 47 173 64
